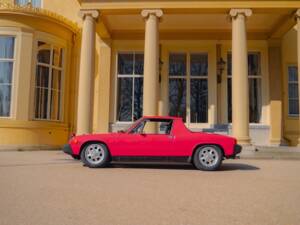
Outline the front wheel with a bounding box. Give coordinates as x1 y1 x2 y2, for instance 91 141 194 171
193 145 223 171
80 143 110 168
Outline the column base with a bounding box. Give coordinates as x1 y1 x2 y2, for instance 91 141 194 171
269 138 289 147
236 137 251 146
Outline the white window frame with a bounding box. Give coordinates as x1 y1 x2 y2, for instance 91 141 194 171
116 51 144 123
227 51 263 123
287 65 299 117
168 52 209 126
33 40 65 122
0 35 17 118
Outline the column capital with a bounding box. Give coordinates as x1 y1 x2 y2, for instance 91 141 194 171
229 9 252 18
141 9 163 19
295 9 300 19
78 10 99 20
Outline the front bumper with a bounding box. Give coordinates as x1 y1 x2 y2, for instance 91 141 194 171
228 144 242 159
234 144 242 155
62 144 73 156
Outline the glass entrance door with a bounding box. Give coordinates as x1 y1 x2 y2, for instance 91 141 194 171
168 52 208 125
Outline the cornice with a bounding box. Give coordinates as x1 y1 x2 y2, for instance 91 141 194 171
0 3 80 33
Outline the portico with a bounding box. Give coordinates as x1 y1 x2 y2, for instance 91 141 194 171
75 2 300 146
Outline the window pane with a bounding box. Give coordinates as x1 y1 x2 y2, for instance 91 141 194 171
50 90 61 120
0 84 11 117
227 78 232 123
52 69 62 91
133 77 143 121
0 62 13 84
190 79 208 123
16 0 41 7
248 53 261 76
289 99 299 115
190 54 208 76
37 42 51 64
117 78 133 121
227 53 232 76
169 53 186 76
118 53 133 75
0 36 14 59
52 46 63 67
35 87 48 119
169 79 186 121
36 66 49 88
288 83 299 99
31 0 41 7
249 78 262 123
288 66 298 82
134 53 144 75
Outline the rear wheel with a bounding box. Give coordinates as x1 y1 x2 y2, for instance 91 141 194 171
80 143 110 168
193 145 223 171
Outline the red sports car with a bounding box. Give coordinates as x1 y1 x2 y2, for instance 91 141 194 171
63 116 242 171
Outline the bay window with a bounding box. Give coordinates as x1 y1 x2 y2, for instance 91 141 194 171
0 36 15 117
116 52 144 122
34 41 64 121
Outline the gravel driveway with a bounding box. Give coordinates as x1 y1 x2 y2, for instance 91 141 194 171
0 151 299 225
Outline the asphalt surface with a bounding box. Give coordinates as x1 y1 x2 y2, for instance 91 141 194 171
0 151 300 225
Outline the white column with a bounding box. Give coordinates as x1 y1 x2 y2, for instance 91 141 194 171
141 9 163 117
229 9 252 145
76 10 99 135
296 10 300 146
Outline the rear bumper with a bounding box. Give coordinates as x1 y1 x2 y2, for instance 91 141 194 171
62 144 73 156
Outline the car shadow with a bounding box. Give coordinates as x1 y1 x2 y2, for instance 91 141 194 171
105 162 260 171
219 163 259 171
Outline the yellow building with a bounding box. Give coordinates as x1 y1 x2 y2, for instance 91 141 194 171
0 0 299 149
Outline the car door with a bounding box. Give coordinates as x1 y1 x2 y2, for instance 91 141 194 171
111 119 175 157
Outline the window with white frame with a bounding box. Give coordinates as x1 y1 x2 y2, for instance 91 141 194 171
288 66 299 116
169 53 208 123
116 52 144 122
15 0 41 7
34 41 64 121
0 36 15 117
227 52 262 123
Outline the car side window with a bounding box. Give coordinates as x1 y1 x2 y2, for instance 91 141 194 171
131 119 172 135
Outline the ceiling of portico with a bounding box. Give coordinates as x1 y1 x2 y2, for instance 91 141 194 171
82 1 298 40
104 13 284 31
99 10 295 40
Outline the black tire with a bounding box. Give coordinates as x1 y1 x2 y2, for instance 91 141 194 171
71 155 80 160
80 142 110 168
193 145 223 171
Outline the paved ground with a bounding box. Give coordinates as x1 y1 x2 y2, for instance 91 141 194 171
0 151 300 225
